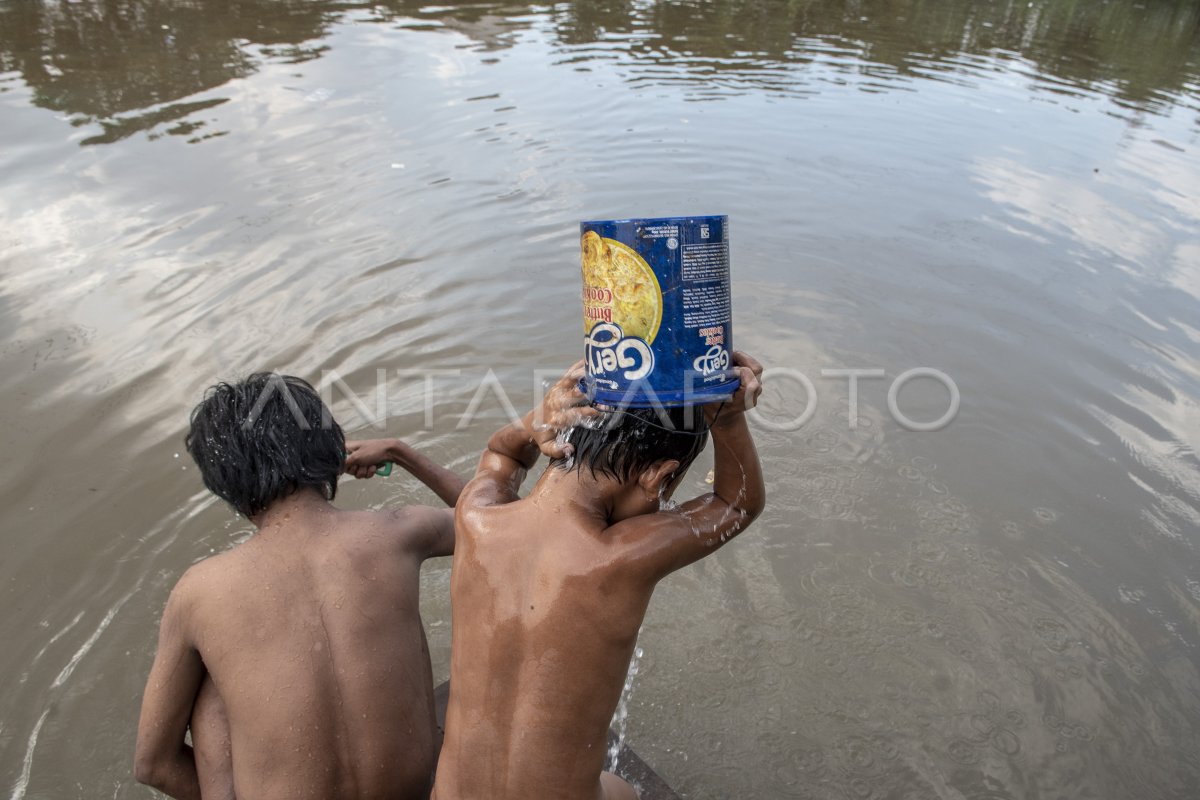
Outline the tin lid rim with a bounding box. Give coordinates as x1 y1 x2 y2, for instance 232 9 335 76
581 377 741 409
579 214 728 227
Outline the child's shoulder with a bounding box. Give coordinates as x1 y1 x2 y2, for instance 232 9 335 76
174 545 246 591
159 549 241 624
339 505 455 558
344 504 441 534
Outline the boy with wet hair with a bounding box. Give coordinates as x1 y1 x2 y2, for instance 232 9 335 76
135 372 464 800
432 353 765 800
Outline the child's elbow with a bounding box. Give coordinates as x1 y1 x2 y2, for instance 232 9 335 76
743 495 766 524
133 746 167 790
739 483 766 523
726 497 765 530
132 754 156 788
723 485 765 528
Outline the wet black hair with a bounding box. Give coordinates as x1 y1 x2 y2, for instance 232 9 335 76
184 373 345 518
550 405 709 484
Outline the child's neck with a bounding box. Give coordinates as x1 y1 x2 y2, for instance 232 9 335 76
530 467 618 523
252 488 334 531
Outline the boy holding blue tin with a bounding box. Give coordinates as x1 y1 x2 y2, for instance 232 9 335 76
432 354 765 800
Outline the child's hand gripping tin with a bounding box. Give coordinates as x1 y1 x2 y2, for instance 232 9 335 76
579 215 740 407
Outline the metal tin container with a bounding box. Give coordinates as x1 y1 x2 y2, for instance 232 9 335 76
579 215 738 407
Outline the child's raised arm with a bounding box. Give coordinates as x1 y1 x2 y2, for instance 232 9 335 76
614 352 766 578
345 438 466 507
460 362 597 509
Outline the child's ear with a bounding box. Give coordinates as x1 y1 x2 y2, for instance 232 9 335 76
638 460 681 498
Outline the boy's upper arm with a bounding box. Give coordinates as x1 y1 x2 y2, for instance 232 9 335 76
610 492 759 579
135 575 206 768
458 449 528 510
395 505 457 559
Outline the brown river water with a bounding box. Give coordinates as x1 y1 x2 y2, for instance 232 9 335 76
2 1 1199 798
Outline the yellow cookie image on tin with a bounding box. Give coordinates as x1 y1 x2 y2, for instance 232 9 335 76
580 230 663 343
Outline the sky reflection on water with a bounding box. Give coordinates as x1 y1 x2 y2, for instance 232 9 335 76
1 1 1199 799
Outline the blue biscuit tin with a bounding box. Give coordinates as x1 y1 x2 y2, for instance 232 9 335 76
579 215 739 408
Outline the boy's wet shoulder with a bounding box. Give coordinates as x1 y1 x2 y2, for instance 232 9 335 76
176 546 240 592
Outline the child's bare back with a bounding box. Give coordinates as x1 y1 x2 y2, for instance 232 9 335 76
136 375 463 800
176 499 445 798
437 498 652 800
433 357 765 800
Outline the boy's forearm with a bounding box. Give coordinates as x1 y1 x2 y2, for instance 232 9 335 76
388 440 467 506
709 414 766 519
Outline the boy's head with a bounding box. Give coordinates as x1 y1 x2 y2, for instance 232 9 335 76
550 405 709 518
185 373 345 519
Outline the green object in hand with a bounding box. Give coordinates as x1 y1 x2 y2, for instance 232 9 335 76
376 462 393 477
